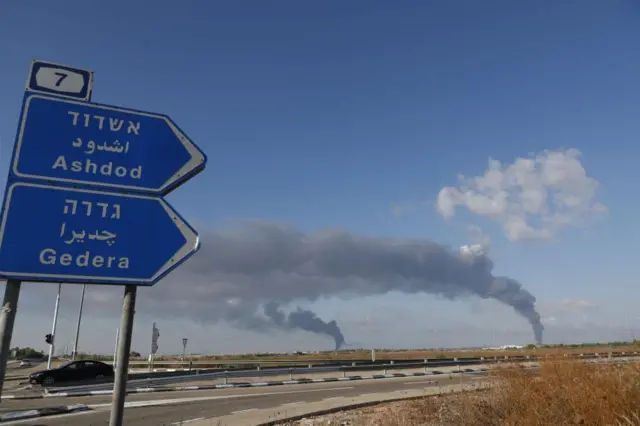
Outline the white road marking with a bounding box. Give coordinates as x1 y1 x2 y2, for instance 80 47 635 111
280 401 304 406
0 410 93 425
232 408 258 414
169 417 205 426
88 386 355 410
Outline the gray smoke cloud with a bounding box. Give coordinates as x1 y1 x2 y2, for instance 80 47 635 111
264 302 346 350
149 222 543 346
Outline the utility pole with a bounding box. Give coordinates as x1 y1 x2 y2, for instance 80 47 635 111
71 284 86 361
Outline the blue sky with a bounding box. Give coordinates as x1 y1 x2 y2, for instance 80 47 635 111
1 1 640 354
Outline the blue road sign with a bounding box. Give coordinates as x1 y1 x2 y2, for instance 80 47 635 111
0 182 200 285
26 60 94 101
10 94 207 196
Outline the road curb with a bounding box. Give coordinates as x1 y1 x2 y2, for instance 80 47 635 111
1 394 47 400
0 404 89 423
8 371 448 399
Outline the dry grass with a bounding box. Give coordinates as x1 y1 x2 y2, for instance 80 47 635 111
431 359 640 425
289 359 640 425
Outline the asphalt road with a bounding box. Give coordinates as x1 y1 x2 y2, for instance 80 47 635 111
5 363 46 377
1 372 491 425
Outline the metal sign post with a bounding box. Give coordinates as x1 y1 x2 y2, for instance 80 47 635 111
109 286 136 426
0 280 21 401
152 323 159 351
113 327 120 370
150 323 159 372
182 337 188 368
0 59 207 426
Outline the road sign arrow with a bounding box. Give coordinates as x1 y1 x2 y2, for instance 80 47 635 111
10 94 207 196
0 182 200 285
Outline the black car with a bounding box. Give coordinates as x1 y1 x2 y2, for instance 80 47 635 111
29 360 114 386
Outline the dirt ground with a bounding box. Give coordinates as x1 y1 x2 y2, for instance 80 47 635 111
274 396 460 426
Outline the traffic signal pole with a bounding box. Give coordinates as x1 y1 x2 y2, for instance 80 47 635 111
47 283 62 369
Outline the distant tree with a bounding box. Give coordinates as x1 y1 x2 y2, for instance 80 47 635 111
130 351 141 358
12 347 44 359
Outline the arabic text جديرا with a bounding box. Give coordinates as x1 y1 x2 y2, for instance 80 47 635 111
59 223 117 246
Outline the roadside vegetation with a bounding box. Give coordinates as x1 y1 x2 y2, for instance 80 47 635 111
72 340 640 364
11 346 44 359
294 358 640 425
142 340 640 362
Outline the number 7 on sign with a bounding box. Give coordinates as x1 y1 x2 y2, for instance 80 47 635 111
54 72 68 87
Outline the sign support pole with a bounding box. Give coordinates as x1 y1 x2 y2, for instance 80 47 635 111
0 279 21 401
109 285 137 426
47 283 61 369
113 327 120 369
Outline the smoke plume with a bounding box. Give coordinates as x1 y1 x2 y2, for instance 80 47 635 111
264 302 346 350
149 222 543 346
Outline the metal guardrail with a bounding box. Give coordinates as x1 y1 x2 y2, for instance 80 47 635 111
129 350 640 367
45 360 469 393
21 351 638 388
45 352 640 394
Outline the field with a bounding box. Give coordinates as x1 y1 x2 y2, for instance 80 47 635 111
148 343 640 362
286 358 640 425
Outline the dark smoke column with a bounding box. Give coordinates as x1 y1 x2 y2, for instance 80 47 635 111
535 324 543 345
264 302 346 350
462 244 544 345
